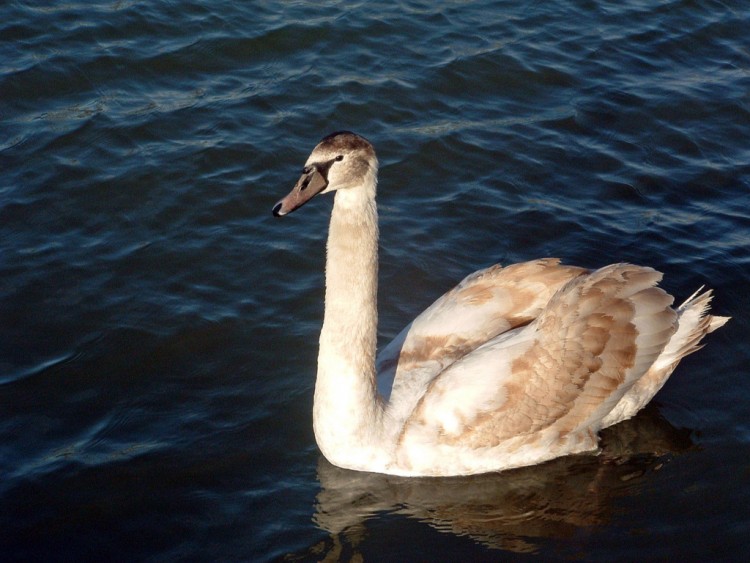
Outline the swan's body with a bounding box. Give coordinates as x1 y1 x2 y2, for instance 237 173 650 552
273 131 728 477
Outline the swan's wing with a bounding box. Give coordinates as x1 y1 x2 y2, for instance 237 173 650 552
395 264 678 469
376 259 587 399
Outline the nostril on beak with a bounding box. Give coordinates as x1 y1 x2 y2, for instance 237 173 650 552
272 202 285 217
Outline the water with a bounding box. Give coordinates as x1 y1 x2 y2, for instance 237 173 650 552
1 0 749 560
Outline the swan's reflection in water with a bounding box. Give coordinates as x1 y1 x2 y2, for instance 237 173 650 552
289 406 693 559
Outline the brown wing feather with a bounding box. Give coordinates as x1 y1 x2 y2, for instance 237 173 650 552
400 264 678 451
378 259 588 379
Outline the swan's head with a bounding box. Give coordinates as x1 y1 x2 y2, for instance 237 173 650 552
272 131 377 217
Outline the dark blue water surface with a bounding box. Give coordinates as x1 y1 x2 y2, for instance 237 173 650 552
2 1 749 560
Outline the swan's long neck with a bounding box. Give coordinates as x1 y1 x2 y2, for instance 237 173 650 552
313 167 385 468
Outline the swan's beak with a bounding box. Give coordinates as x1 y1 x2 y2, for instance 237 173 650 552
272 166 328 217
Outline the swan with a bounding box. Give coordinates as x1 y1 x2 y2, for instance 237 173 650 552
272 131 729 477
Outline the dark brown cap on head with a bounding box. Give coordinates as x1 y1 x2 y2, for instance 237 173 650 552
317 131 374 155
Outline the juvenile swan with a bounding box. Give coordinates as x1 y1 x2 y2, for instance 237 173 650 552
272 131 728 477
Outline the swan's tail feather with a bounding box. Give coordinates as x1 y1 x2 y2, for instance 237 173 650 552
682 286 732 333
665 288 730 366
709 315 731 332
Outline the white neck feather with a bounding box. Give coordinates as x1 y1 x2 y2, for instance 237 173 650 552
313 166 385 469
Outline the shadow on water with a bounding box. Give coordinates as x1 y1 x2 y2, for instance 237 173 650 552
285 405 693 560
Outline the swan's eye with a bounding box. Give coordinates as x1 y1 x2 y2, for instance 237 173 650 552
335 155 344 161
303 166 312 174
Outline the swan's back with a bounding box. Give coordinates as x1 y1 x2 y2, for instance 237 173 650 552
377 259 587 401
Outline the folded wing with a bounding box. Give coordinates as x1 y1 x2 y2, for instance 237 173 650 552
397 264 678 460
377 258 587 402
